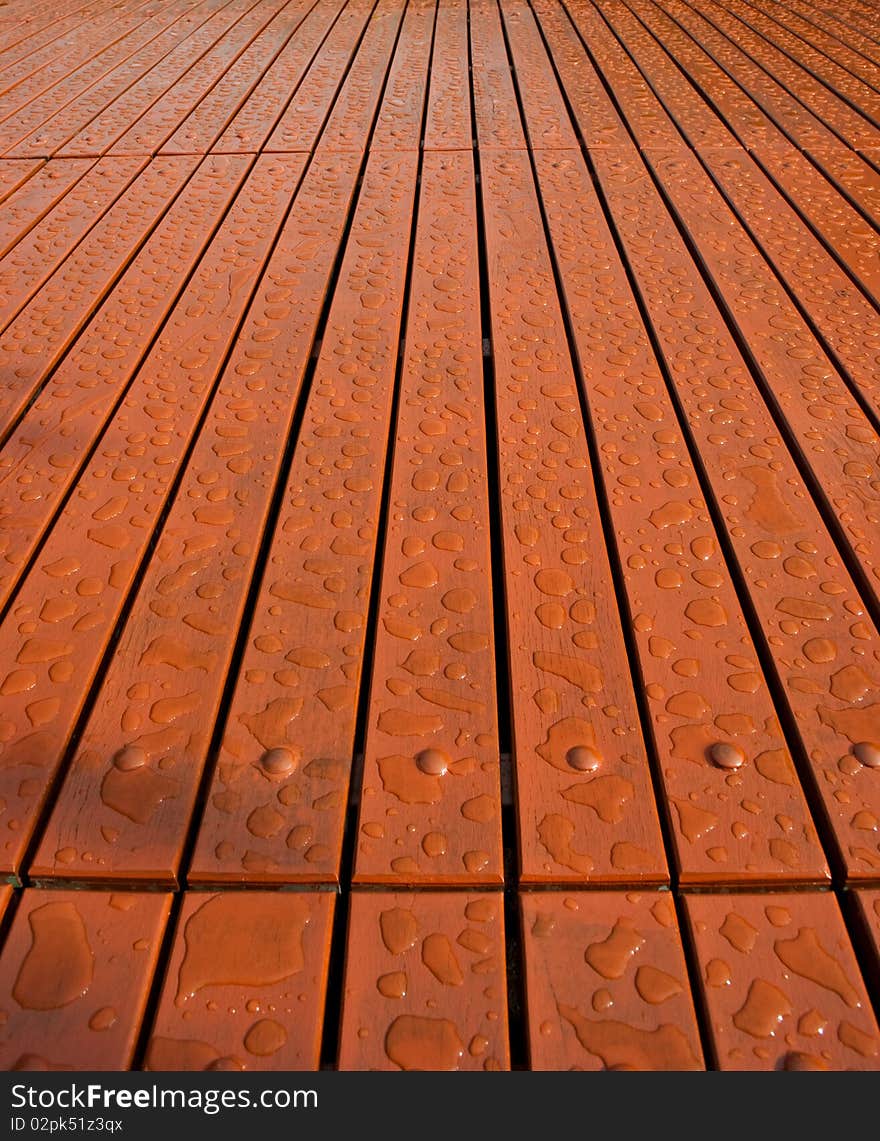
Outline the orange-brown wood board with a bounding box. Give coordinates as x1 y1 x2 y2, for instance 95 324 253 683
1 0 879 1072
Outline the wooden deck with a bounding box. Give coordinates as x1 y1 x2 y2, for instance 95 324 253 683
0 0 879 1070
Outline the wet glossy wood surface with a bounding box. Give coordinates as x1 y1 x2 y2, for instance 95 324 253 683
0 0 878 1070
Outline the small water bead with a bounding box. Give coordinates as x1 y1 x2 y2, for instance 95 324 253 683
113 746 146 771
416 748 449 776
709 743 746 770
566 746 601 773
260 746 299 776
853 742 880 770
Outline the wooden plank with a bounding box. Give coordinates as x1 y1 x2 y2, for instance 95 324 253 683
644 146 880 602
337 890 509 1069
0 155 300 882
422 0 471 151
0 157 145 338
0 0 215 157
368 0 435 152
264 0 405 152
623 0 880 308
157 0 333 155
0 0 162 115
684 891 880 1069
188 3 429 888
0 885 12 925
528 0 633 150
650 0 880 227
735 0 880 119
510 0 828 887
189 150 420 887
778 0 880 72
694 0 880 148
0 154 242 605
0 156 90 258
601 5 880 439
353 149 503 886
479 141 667 885
566 5 880 605
0 154 200 444
498 0 578 150
106 0 299 156
592 148 880 883
26 152 376 887
0 158 43 208
143 891 334 1070
850 889 880 990
520 891 704 1069
469 0 524 149
207 0 357 154
0 2 99 61
13 0 255 158
0 889 171 1070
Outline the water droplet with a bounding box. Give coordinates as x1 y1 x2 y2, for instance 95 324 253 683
384 1016 464 1070
13 903 93 1010
113 746 146 772
260 746 299 776
243 1018 287 1056
853 742 880 769
566 745 601 772
709 742 746 770
415 748 449 776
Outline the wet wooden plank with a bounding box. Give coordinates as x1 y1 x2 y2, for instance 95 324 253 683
620 0 880 306
24 153 376 887
353 148 502 886
850 889 880 989
0 2 104 63
25 0 259 158
143 891 334 1070
106 0 299 156
732 0 880 126
643 146 880 603
0 158 43 208
187 6 429 886
777 0 880 72
368 0 435 153
0 155 300 883
470 0 525 149
520 890 704 1069
422 0 471 151
684 891 880 1069
0 885 12 925
0 889 172 1070
510 0 830 888
601 4 880 454
264 0 405 152
650 0 880 226
338 891 509 1069
0 154 241 606
209 0 358 154
189 150 420 887
530 0 632 149
499 0 579 150
0 156 144 337
0 156 89 258
0 0 167 117
589 150 880 883
157 0 333 155
693 0 880 148
480 143 668 886
0 0 213 157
